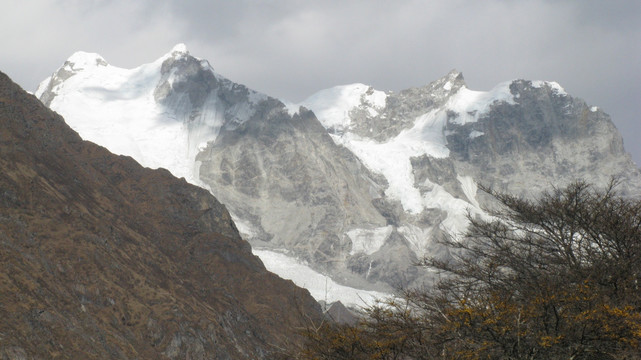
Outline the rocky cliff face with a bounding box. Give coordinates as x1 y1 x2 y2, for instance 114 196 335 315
36 46 641 300
0 71 321 359
442 79 639 196
198 106 389 283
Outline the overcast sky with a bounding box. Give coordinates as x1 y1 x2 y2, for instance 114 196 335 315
2 0 640 165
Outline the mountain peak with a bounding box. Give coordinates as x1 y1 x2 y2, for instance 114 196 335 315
435 69 466 91
169 43 189 57
445 69 464 81
35 51 109 104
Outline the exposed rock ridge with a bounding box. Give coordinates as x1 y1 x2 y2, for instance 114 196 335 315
349 70 466 141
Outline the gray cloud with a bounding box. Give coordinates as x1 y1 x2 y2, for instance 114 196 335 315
1 0 639 164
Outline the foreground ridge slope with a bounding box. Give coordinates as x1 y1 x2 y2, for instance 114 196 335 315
0 71 320 359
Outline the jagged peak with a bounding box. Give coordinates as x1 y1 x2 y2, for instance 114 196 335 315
445 69 464 81
156 44 193 74
437 69 466 90
405 70 468 98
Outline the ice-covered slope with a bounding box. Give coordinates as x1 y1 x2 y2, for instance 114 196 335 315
253 248 388 308
297 83 387 133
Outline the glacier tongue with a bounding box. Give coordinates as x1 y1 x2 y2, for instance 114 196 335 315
253 248 388 308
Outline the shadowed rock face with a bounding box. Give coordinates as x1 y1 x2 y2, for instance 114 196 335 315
0 71 321 359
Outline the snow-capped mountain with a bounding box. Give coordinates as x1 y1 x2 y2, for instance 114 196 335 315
36 44 266 186
37 45 641 303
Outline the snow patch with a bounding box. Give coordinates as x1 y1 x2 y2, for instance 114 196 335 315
197 142 209 152
446 82 516 125
199 59 212 70
590 106 598 112
469 130 484 139
532 80 567 96
397 224 453 259
398 224 435 257
347 226 393 255
422 183 475 236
